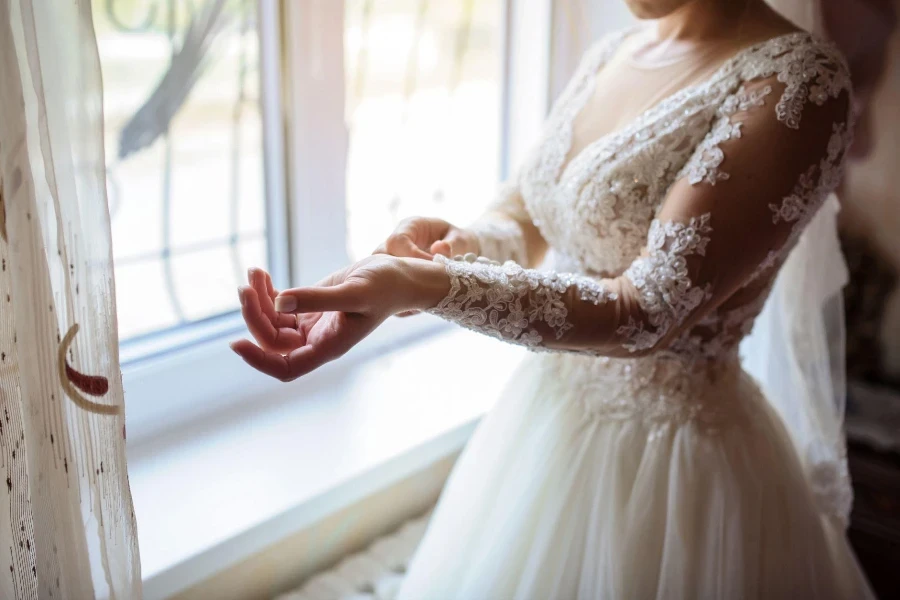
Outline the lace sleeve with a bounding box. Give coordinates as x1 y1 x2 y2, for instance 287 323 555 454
466 181 535 266
428 68 853 359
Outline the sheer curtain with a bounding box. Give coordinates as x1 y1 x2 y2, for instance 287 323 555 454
0 1 141 598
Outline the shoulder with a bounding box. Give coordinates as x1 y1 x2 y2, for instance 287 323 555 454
735 32 853 130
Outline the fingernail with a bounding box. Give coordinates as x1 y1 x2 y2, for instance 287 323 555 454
274 295 296 312
237 286 245 306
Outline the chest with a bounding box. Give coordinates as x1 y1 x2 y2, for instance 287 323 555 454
569 58 725 160
518 73 737 276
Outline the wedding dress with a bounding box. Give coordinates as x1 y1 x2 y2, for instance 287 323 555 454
396 29 875 599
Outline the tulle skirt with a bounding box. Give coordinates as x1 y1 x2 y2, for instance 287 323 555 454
397 352 873 599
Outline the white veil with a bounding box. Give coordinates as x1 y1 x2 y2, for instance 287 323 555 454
740 195 852 525
742 0 853 526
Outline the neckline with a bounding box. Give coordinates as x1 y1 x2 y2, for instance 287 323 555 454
624 28 729 71
553 30 812 185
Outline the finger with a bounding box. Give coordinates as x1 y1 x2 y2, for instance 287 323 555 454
384 233 433 260
263 270 277 300
275 283 366 314
239 286 305 352
231 318 355 382
430 240 452 257
249 268 294 328
284 314 377 378
230 339 296 382
442 229 470 256
248 268 276 319
232 342 337 383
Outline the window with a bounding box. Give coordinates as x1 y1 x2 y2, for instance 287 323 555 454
95 0 286 356
115 0 545 445
344 0 505 260
99 0 506 361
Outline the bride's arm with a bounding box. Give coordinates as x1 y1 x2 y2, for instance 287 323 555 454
369 179 546 271
464 181 547 267
417 77 854 358
233 77 852 381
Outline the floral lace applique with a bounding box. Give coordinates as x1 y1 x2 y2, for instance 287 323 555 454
619 215 713 352
430 33 851 361
522 32 849 281
427 255 616 349
681 85 773 185
746 121 852 285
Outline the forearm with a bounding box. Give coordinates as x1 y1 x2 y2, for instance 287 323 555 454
413 213 718 358
416 255 645 356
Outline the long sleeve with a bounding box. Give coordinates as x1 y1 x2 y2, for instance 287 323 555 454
466 181 544 267
427 73 853 359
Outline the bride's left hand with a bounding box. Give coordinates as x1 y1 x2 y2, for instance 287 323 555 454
231 256 448 381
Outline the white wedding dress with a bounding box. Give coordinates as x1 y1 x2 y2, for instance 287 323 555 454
396 30 875 599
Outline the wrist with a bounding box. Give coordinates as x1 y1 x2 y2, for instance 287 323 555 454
395 256 451 312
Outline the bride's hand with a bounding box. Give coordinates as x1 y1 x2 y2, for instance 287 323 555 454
374 217 477 317
374 217 479 260
231 257 448 381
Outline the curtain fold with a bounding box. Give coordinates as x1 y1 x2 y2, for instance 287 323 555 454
0 0 141 598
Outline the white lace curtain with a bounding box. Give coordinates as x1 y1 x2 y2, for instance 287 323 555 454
0 1 141 598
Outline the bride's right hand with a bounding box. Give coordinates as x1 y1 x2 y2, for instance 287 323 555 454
373 217 479 260
231 256 450 381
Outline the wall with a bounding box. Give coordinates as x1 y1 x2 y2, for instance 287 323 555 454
171 454 457 600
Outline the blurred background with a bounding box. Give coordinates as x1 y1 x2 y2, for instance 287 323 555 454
833 1 900 591
95 0 503 344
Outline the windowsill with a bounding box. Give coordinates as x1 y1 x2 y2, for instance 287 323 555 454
127 325 525 600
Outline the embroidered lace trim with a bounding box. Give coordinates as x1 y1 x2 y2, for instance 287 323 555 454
748 121 852 284
681 85 773 185
619 215 713 352
427 255 616 349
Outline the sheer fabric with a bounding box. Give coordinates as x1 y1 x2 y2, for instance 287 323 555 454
0 1 141 598
740 0 855 528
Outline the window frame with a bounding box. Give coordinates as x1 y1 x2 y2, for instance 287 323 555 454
122 0 553 448
115 0 291 363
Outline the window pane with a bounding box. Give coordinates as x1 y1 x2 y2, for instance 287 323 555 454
95 0 268 341
344 0 504 260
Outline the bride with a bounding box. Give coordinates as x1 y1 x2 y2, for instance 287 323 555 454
233 0 874 597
